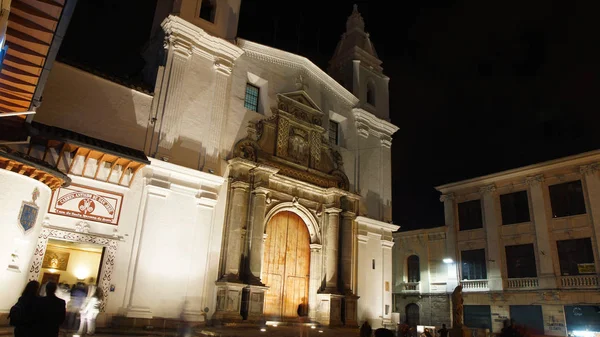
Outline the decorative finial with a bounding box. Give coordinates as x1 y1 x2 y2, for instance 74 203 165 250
353 4 358 13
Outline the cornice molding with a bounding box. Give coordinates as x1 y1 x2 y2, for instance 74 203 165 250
525 174 545 187
161 15 244 65
237 39 359 107
355 216 400 232
439 193 455 203
479 184 497 196
352 108 399 140
580 163 600 176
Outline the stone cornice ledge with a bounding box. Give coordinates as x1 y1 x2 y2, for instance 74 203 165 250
356 216 400 232
238 38 359 107
162 15 244 64
352 108 399 142
148 158 225 188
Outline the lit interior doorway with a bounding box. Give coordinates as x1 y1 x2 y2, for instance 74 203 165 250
39 239 104 287
262 211 311 319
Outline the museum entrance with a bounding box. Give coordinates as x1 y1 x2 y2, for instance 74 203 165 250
262 211 311 319
39 239 104 288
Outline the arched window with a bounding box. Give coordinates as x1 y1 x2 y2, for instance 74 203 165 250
407 255 420 282
366 80 376 106
406 303 420 327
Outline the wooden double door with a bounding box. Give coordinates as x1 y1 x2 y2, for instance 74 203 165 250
262 211 311 318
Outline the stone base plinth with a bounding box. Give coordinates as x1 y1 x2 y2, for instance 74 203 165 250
316 293 344 326
450 326 471 337
242 285 268 323
343 294 359 327
125 306 153 319
212 281 246 323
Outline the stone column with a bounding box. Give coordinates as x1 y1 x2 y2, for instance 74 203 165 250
340 211 356 293
248 188 268 283
526 174 556 289
156 37 192 155
480 184 503 291
580 164 600 272
440 193 459 292
205 60 233 174
324 207 342 293
221 181 250 279
309 243 323 320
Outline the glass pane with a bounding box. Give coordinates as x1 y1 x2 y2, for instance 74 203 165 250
244 84 259 112
458 200 483 230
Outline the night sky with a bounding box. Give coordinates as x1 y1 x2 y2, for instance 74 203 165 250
57 0 600 230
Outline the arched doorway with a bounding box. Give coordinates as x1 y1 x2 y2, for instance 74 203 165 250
406 303 420 327
262 211 311 319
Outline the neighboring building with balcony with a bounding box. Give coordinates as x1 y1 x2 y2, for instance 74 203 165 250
393 149 600 335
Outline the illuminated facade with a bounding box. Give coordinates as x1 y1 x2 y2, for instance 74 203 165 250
0 1 398 330
393 150 600 335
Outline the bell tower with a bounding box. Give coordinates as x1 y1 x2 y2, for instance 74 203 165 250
177 0 241 41
329 5 390 121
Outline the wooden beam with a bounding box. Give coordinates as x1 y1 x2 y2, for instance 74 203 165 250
79 149 94 177
118 161 133 185
128 164 144 187
106 158 120 182
55 142 67 169
67 148 84 174
6 160 14 171
41 140 51 162
93 153 107 180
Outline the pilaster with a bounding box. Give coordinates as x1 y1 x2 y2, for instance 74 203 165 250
479 184 503 291
220 181 249 281
580 164 600 274
440 193 458 292
156 36 192 155
324 207 342 293
309 243 323 321
340 211 356 293
526 174 556 288
205 60 233 174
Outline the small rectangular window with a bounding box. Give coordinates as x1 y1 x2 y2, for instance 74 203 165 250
329 120 339 145
244 84 260 112
500 191 530 225
372 259 375 270
505 243 537 278
199 0 217 23
549 180 586 218
458 200 483 230
557 238 595 276
461 249 487 280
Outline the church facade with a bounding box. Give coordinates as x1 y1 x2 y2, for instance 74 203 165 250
0 0 398 329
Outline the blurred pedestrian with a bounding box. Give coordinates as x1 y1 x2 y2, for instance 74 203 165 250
35 282 66 337
9 281 39 337
77 286 102 336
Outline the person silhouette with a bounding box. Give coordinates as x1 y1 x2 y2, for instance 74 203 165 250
35 282 66 337
10 281 39 337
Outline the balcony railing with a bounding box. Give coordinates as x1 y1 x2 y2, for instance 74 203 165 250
507 277 539 289
461 279 488 291
402 282 420 292
560 275 599 289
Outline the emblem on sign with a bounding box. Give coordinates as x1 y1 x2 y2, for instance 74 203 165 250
17 188 40 234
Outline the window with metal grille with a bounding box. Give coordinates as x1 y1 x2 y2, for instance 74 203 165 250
557 238 595 276
461 249 487 280
329 120 339 145
549 180 587 218
500 190 531 225
458 199 483 230
244 84 259 112
407 255 420 282
505 244 537 278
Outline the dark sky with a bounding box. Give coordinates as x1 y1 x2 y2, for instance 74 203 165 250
57 0 600 230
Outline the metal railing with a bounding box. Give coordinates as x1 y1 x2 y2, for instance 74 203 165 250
402 282 420 292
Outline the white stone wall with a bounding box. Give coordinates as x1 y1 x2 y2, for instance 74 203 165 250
35 62 153 152
0 170 51 313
